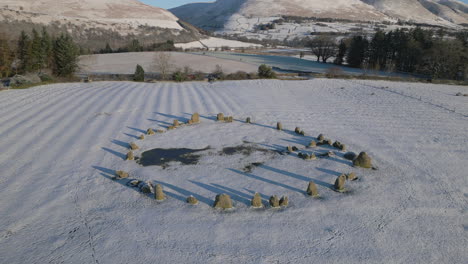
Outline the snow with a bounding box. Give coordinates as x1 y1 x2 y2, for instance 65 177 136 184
78 52 259 74
175 37 263 50
0 79 467 263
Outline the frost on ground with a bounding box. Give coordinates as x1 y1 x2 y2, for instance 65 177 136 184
0 79 467 263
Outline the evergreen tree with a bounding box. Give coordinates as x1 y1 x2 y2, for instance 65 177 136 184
41 27 53 68
334 40 347 65
134 64 145 82
104 43 113 53
258 64 276 79
368 30 387 70
17 31 32 73
52 34 79 77
0 35 12 77
346 36 368 68
31 28 45 71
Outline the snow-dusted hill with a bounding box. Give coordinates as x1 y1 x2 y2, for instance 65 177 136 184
0 0 202 48
0 80 467 263
171 0 468 32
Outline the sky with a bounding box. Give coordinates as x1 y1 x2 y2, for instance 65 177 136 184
142 0 468 9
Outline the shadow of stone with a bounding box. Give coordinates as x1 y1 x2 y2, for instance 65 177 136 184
154 112 189 122
153 180 212 206
227 168 304 193
93 166 153 199
316 167 342 177
189 180 250 206
147 119 172 126
127 126 146 134
123 133 139 140
260 165 333 189
102 147 126 160
111 139 129 148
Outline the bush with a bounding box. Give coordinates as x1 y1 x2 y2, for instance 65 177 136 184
325 67 344 78
133 64 145 82
212 64 225 80
172 69 188 82
258 64 276 79
225 71 249 80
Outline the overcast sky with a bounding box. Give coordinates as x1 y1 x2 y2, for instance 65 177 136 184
142 0 468 9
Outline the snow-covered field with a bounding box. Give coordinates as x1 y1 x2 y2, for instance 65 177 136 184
0 79 467 263
175 37 263 50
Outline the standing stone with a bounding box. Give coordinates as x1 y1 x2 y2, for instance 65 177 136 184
279 196 289 207
251 193 263 208
157 129 165 133
269 195 280 208
167 125 175 130
126 151 134 161
277 122 283 130
287 146 294 152
317 134 325 141
140 184 151 194
300 130 305 136
334 174 346 192
347 172 358 181
129 142 139 150
308 141 317 148
306 181 319 197
191 113 200 123
139 134 145 140
115 170 129 179
246 117 251 124
188 120 193 125
292 146 299 151
353 152 373 168
217 113 224 121
325 139 333 145
214 194 233 209
154 184 166 201
147 128 155 135
173 120 180 127
187 196 199 205
295 127 301 134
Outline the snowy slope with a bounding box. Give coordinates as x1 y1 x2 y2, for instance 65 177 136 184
0 80 467 263
171 0 468 31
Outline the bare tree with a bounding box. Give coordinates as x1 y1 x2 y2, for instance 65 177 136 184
308 36 337 63
153 52 173 80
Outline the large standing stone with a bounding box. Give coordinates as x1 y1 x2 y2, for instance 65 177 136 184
277 122 283 130
317 134 325 141
191 113 200 123
187 196 199 205
246 117 251 124
306 181 319 197
251 193 263 208
334 174 346 192
353 152 373 168
269 195 280 208
217 113 224 121
115 170 129 179
214 194 233 209
126 151 134 161
279 196 289 207
147 128 155 135
347 172 358 181
154 184 166 201
129 142 139 150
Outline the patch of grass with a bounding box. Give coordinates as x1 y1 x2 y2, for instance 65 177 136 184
10 81 57 89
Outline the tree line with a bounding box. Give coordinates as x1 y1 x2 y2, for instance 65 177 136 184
0 28 80 78
308 28 467 80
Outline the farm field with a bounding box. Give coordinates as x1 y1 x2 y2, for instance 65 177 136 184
0 79 467 263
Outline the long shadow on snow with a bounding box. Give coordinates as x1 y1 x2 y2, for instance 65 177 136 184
189 180 251 206
102 147 126 160
127 126 146 134
111 139 130 149
93 166 154 199
154 112 190 122
152 180 212 206
260 165 333 189
228 168 305 194
123 133 139 140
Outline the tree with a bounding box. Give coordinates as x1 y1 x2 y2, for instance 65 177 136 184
128 39 143 52
346 36 368 68
368 30 388 70
308 36 336 63
134 64 145 82
41 27 53 68
0 35 12 77
31 28 45 71
334 40 347 65
153 52 172 80
17 31 32 73
52 34 79 77
258 64 276 79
